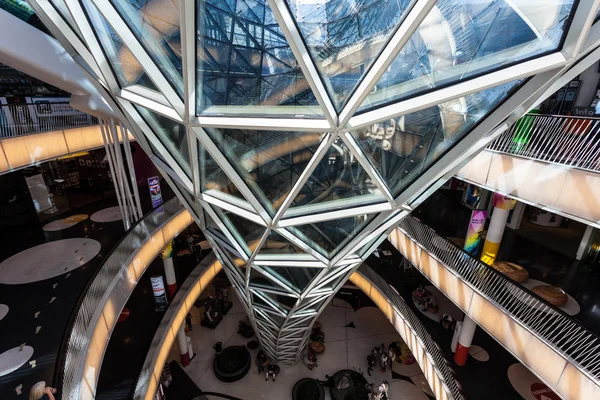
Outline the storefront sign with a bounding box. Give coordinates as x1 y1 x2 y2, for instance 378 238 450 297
573 106 599 116
151 275 168 312
148 176 163 208
464 210 487 256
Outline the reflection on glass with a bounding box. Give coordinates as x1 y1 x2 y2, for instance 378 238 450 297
134 104 190 175
218 208 266 253
111 0 183 96
261 230 305 254
352 80 522 196
285 0 414 110
290 214 374 256
359 0 574 112
288 136 384 212
196 0 322 117
50 0 80 34
263 266 320 292
199 144 245 200
205 128 327 214
82 0 159 90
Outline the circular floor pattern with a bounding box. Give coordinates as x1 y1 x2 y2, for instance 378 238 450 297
520 279 580 316
0 304 8 321
507 363 560 400
91 206 122 223
412 285 463 323
43 214 89 231
0 346 34 377
468 345 490 362
411 374 434 397
0 238 101 284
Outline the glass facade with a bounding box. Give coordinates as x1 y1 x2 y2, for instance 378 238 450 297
33 0 581 364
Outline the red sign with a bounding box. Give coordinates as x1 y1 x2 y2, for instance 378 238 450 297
531 383 560 400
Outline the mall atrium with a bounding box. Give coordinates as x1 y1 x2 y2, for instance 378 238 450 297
0 0 600 399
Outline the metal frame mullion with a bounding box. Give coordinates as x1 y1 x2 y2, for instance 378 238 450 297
194 116 331 132
191 127 272 223
116 98 194 191
340 132 396 205
348 53 568 130
117 90 181 122
274 228 330 264
29 0 105 83
265 0 337 126
272 132 337 225
64 0 120 92
180 0 196 123
90 0 185 117
202 202 249 259
278 202 391 227
200 193 265 226
253 266 299 295
560 0 600 59
338 0 436 127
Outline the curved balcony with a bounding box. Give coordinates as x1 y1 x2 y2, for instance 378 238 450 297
388 215 600 399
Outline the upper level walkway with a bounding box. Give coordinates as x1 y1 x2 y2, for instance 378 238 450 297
458 113 600 226
388 215 600 400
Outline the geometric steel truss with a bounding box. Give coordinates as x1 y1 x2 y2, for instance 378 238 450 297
28 0 600 363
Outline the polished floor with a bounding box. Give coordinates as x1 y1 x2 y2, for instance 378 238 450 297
0 200 124 400
180 294 435 400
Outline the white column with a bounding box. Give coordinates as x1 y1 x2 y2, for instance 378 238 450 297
454 316 477 366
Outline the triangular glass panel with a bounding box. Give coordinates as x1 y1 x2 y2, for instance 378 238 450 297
287 137 384 212
216 208 266 254
219 246 247 284
196 0 323 117
284 0 416 110
205 127 327 214
110 0 184 96
358 0 575 112
260 230 306 255
82 0 159 91
262 266 321 293
355 80 523 196
198 143 246 200
289 214 376 257
133 104 190 176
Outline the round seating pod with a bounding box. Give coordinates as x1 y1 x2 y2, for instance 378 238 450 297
491 261 529 283
293 378 324 400
532 285 568 307
213 346 251 382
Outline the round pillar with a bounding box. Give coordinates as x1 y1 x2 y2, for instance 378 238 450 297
161 241 177 299
178 326 190 367
480 194 517 266
454 316 477 366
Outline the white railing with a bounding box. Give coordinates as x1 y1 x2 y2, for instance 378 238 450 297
0 102 98 138
488 113 600 172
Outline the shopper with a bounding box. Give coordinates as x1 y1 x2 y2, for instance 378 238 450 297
29 382 56 400
380 350 388 373
256 350 269 374
265 363 280 382
367 354 375 376
305 350 318 370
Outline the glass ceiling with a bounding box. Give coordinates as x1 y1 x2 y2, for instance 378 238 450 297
32 0 583 364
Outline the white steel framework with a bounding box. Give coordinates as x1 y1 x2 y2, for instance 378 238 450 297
28 0 600 366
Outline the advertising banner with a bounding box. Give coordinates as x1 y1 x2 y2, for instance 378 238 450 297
151 275 168 311
464 210 487 256
148 176 163 208
492 193 517 210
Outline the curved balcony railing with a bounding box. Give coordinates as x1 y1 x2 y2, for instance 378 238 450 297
59 198 193 400
488 113 600 172
0 102 98 138
397 215 600 385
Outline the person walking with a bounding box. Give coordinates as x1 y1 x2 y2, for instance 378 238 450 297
367 354 375 376
265 363 280 382
256 350 268 374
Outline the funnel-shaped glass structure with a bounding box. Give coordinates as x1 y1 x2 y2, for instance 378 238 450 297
29 0 587 363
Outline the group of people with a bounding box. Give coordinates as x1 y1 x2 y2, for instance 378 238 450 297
367 343 394 375
368 380 390 400
256 350 281 382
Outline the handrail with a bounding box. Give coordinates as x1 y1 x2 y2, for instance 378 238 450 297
52 196 175 393
487 113 600 172
60 198 193 399
397 215 600 385
353 264 464 400
0 102 98 138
